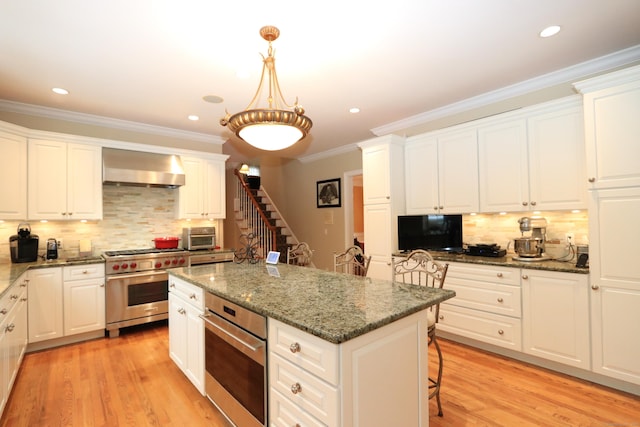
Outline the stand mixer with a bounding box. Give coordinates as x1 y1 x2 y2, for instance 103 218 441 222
512 217 550 261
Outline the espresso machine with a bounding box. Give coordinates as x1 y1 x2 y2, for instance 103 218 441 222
512 217 549 261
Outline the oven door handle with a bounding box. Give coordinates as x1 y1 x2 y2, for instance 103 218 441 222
200 313 265 355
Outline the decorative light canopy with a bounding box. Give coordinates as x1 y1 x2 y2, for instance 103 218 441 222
220 26 312 151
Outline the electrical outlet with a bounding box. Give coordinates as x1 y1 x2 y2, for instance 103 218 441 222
564 233 574 245
57 239 63 249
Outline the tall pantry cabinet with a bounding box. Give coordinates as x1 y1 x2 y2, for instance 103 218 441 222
358 135 405 281
575 64 640 387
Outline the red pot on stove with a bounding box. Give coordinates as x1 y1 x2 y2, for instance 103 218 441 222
152 237 180 249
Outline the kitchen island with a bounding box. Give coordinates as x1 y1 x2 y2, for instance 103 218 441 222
168 261 455 427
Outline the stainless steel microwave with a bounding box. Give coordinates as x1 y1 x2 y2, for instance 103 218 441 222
182 227 216 250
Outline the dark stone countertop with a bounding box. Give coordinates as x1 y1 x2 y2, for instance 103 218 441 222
168 262 455 344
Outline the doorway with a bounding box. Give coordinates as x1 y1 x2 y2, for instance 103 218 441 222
343 170 364 250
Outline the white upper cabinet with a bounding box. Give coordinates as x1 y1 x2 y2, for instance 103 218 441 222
405 128 478 214
575 64 640 189
478 97 586 212
359 135 405 206
0 131 27 220
28 139 102 220
178 155 227 219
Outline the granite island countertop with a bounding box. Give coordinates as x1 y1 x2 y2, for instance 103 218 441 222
169 262 455 344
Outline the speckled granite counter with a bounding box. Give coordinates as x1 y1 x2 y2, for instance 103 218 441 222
169 262 455 344
395 251 589 274
0 257 105 297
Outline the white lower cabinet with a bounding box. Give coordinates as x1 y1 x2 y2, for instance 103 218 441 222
521 269 590 369
437 262 523 350
168 276 204 395
269 313 429 426
28 264 105 346
0 274 28 416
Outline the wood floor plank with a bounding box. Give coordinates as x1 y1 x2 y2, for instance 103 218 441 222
2 323 638 426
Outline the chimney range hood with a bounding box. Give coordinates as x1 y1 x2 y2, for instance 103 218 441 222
102 148 185 188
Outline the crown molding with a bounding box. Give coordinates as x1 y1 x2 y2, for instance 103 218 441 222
0 99 226 145
298 142 360 164
370 44 640 137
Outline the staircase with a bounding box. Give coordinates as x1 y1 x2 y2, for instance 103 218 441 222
233 170 299 262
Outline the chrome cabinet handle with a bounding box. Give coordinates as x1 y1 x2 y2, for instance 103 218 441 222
522 201 528 206
591 284 599 290
290 382 302 394
498 329 504 335
189 293 197 300
6 324 15 333
10 294 18 300
290 342 301 353
497 297 504 303
522 275 528 280
439 315 444 320
20 297 27 302
0 309 7 315
497 273 503 278
530 201 537 206
169 283 176 288
178 307 186 315
588 177 595 183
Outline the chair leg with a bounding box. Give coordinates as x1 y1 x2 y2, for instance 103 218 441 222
428 330 444 417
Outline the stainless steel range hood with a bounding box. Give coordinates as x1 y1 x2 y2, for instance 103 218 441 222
102 148 185 188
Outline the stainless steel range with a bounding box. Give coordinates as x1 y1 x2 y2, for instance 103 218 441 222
103 248 188 337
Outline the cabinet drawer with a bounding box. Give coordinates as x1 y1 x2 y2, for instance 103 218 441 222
442 276 522 317
438 305 522 351
0 279 26 322
168 276 204 311
63 264 104 281
270 388 326 427
269 318 339 384
269 353 339 426
447 262 519 286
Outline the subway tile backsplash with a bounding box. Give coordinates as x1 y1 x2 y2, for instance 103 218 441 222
0 186 218 262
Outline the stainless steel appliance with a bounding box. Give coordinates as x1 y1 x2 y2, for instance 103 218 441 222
201 292 267 427
182 226 216 250
103 248 188 337
512 217 549 261
46 238 58 260
188 250 234 266
9 223 39 263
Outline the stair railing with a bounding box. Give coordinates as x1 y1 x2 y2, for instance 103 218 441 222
233 169 277 259
258 185 302 248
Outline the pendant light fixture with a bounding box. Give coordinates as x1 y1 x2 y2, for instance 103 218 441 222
220 26 312 151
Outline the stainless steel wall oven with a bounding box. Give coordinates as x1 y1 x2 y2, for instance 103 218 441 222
202 292 267 427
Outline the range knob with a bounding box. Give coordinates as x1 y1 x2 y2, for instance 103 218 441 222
171 259 178 265
112 264 120 271
130 262 137 269
164 259 171 266
121 263 129 270
178 258 186 265
155 262 162 269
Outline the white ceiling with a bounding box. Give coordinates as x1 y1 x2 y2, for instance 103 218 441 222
1 1 640 162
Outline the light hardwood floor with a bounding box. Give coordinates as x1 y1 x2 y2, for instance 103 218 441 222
1 323 638 426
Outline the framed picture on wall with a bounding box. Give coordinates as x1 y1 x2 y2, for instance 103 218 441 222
317 178 341 208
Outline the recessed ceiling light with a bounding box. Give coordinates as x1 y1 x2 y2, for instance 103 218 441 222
539 25 561 38
349 107 360 114
52 87 69 95
188 115 199 121
203 95 224 104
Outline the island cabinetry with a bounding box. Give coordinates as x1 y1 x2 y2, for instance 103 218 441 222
477 97 586 213
62 264 105 336
269 313 429 427
28 139 102 220
574 64 640 190
178 155 227 219
168 276 205 394
359 135 405 280
0 130 27 220
0 274 28 416
521 269 590 369
405 128 479 215
437 262 522 350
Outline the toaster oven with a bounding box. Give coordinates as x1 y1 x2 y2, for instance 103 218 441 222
182 227 216 250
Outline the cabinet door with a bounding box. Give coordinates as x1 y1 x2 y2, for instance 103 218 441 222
27 267 64 343
362 144 393 205
66 143 103 220
522 270 590 369
169 293 187 371
0 133 27 220
363 204 393 280
589 187 640 384
528 104 587 210
63 278 105 336
203 159 226 219
582 75 640 189
28 139 68 220
438 129 479 213
405 136 439 214
185 305 204 395
478 119 528 213
178 157 205 219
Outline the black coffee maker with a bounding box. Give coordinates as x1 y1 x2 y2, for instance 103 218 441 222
9 223 39 263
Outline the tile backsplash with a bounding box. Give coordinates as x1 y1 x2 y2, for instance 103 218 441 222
0 186 219 262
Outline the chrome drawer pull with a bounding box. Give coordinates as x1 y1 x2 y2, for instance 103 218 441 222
289 342 301 353
498 329 504 335
497 297 504 303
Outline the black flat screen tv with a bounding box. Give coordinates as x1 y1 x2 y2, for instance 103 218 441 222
397 214 463 253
